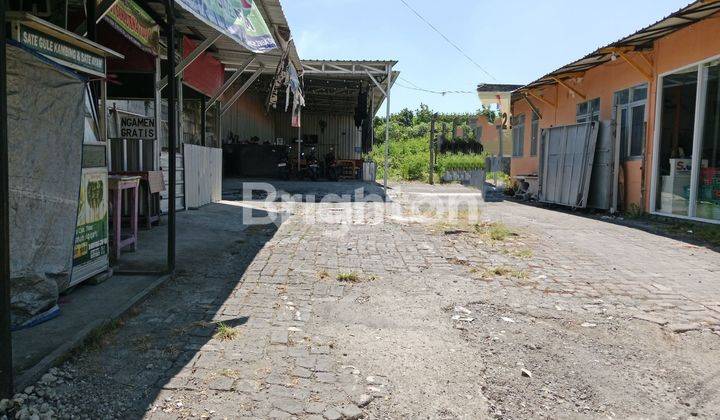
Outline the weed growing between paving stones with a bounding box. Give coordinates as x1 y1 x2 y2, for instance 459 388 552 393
131 335 153 352
75 319 124 354
483 266 528 280
337 272 360 282
213 322 240 341
503 248 533 259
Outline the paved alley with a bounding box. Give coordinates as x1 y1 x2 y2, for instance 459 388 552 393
6 181 720 419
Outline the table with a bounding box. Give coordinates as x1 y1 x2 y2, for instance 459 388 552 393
108 175 140 261
113 171 165 228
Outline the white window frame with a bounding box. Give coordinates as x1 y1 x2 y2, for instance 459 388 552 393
613 83 648 160
512 114 525 157
650 52 720 225
576 98 600 123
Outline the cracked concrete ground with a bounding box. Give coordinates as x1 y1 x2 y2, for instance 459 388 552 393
6 180 720 419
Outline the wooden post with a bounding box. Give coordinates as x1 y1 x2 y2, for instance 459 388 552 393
1 0 15 399
429 116 436 185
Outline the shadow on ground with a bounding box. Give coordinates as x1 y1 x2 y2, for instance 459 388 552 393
222 178 391 203
505 197 720 252
13 200 284 418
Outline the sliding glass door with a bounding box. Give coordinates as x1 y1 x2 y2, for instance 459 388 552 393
654 57 720 222
655 69 697 216
696 60 720 221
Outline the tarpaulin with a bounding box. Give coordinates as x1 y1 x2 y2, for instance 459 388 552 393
104 0 160 56
6 44 85 326
174 0 277 53
183 36 225 97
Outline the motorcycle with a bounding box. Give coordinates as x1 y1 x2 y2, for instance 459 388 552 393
305 147 320 181
275 147 290 180
325 147 339 181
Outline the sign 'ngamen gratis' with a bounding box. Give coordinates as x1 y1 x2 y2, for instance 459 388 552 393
113 114 156 140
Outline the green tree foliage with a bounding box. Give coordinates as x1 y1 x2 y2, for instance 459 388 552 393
393 108 415 127
367 105 486 181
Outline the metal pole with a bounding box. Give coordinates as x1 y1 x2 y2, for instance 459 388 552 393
154 56 161 170
200 96 206 147
297 121 301 173
429 115 435 185
383 65 391 198
166 0 176 274
370 94 375 147
1 0 15 399
86 0 96 41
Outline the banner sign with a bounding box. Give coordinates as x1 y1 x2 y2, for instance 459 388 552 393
174 0 277 53
105 0 160 55
14 23 105 76
113 114 156 140
72 168 109 285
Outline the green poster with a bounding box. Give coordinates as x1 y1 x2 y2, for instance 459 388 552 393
72 168 109 284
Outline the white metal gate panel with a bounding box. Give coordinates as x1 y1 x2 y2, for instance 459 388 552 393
539 122 600 208
160 151 185 213
184 144 222 209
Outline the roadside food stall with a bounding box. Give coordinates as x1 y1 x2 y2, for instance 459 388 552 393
5 12 121 328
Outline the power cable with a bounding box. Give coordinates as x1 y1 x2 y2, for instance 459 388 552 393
396 77 475 95
398 0 499 82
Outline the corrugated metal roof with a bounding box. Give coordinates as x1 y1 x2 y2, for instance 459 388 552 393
477 83 523 93
519 0 720 91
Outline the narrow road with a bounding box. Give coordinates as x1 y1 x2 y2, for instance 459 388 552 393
7 181 720 419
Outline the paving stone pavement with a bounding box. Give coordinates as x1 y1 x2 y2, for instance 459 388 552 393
15 182 720 419
470 198 720 329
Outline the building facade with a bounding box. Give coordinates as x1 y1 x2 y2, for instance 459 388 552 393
510 1 720 224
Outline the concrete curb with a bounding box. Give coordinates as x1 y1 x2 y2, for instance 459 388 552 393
15 273 173 391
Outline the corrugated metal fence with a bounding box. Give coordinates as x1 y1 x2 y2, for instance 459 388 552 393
184 144 222 209
274 112 363 160
538 122 600 208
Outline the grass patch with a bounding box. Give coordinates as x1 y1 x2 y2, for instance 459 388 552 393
484 266 528 279
489 223 512 241
657 220 720 247
337 272 360 282
625 203 643 219
213 322 240 341
220 369 242 379
131 335 153 352
473 221 515 241
503 248 533 259
81 319 123 352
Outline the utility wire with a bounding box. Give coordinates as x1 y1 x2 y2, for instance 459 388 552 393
396 78 475 95
398 0 499 82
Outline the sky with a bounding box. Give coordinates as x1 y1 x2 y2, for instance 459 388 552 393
282 0 691 115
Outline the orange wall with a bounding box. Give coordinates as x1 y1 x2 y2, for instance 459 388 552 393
510 13 720 211
476 115 512 156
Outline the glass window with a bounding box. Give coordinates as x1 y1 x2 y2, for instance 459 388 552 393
576 98 601 123
512 114 525 157
530 113 539 156
630 104 646 157
655 67 698 217
615 90 629 106
614 84 647 159
632 85 648 102
577 102 588 117
696 60 720 221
